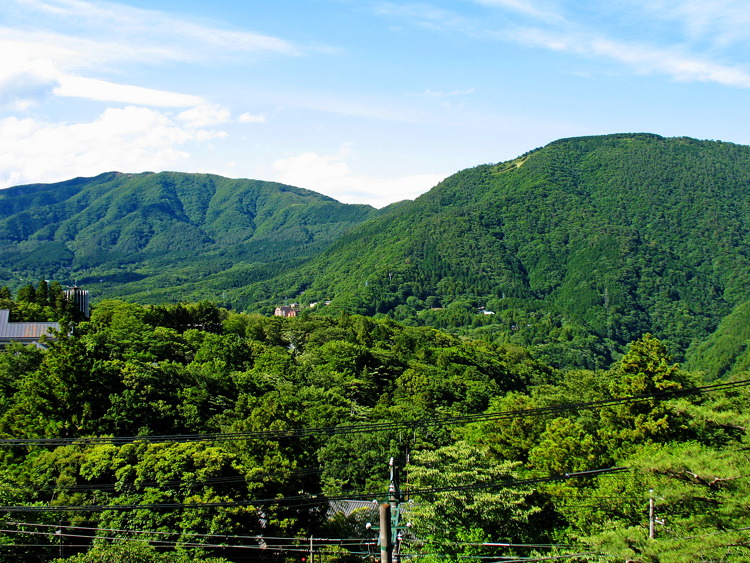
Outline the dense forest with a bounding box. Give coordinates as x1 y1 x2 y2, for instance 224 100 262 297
0 171 381 307
238 134 750 375
0 285 748 562
4 135 750 375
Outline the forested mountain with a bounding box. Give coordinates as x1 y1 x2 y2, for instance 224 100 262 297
0 171 379 303
6 134 750 374
239 134 750 374
5 131 750 561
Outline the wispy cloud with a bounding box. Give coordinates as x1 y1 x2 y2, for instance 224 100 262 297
513 26 750 88
0 0 305 110
376 0 750 89
472 0 564 24
178 104 232 127
9 0 302 61
55 76 206 107
406 88 476 97
239 113 267 124
375 3 484 37
630 0 750 46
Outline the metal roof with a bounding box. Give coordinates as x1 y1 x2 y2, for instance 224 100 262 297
0 309 60 342
327 500 379 519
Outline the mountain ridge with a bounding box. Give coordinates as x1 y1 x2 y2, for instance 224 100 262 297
4 133 750 374
231 133 750 372
0 170 382 301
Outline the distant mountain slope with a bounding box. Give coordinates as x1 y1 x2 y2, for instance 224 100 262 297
241 134 750 371
0 171 380 301
7 135 750 374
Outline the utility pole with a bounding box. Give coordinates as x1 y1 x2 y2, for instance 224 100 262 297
370 457 410 563
379 502 392 563
389 457 402 563
649 488 655 539
648 488 665 540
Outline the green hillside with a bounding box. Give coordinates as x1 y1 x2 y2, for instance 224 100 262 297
0 171 379 303
239 134 750 372
6 134 750 374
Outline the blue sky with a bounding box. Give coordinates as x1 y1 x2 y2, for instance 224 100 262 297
2 0 750 207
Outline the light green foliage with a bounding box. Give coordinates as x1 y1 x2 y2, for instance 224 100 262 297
462 392 545 462
529 417 602 474
573 441 750 563
407 441 541 561
55 541 229 563
0 299 748 561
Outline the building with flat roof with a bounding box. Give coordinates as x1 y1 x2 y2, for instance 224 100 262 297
0 309 60 348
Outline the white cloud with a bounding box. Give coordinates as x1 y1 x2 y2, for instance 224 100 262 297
178 104 232 127
514 26 750 88
0 54 61 109
56 76 205 107
0 106 227 188
471 0 564 23
272 147 444 208
239 113 267 124
382 1 750 90
0 0 306 110
6 0 302 61
631 0 750 46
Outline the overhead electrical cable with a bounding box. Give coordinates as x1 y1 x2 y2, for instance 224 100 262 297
5 520 377 546
5 465 329 493
0 466 627 513
0 379 746 447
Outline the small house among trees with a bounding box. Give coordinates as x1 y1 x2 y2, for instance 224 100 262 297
274 305 299 318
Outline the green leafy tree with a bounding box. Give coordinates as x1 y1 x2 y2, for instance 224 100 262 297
16 283 35 304
0 322 116 437
55 541 230 563
599 334 693 455
37 278 49 307
528 417 604 475
463 392 545 463
407 441 541 561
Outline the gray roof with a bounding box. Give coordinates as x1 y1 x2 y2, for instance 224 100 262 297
0 309 60 344
328 500 379 518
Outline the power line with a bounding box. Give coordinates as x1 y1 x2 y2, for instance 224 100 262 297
0 379 745 447
4 465 329 494
0 467 627 513
5 521 373 545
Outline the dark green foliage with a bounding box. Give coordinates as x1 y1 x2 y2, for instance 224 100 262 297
243 134 750 372
5 136 750 371
0 171 380 306
0 300 746 562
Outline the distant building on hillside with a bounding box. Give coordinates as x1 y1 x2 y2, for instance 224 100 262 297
274 305 298 318
0 309 59 349
64 286 90 318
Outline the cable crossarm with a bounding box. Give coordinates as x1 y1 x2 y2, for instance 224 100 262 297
0 378 746 447
0 466 627 513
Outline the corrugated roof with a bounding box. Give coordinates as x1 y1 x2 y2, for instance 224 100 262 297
0 310 60 341
327 500 379 519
